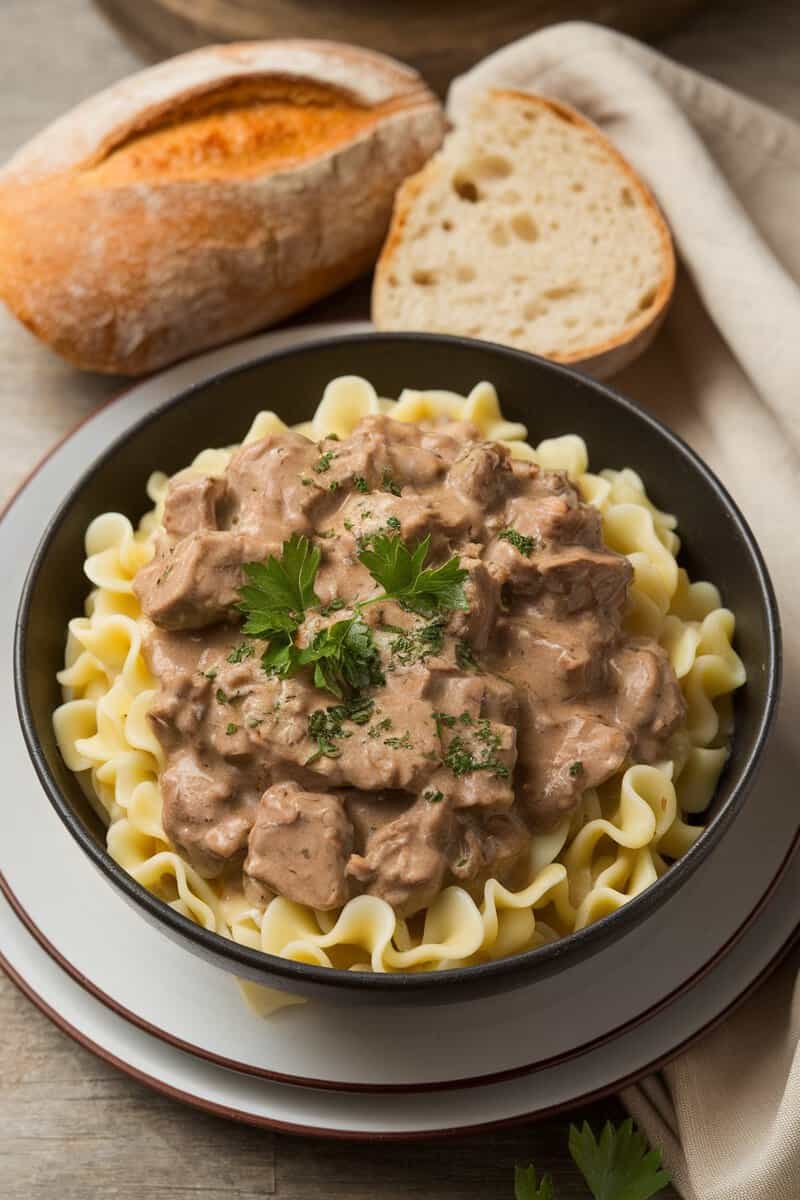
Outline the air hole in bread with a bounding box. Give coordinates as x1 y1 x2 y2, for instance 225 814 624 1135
549 219 560 231
412 269 437 287
544 282 579 301
453 175 479 202
522 109 537 122
473 154 512 180
523 299 548 321
456 265 476 283
621 187 635 208
571 181 585 193
388 274 399 287
490 222 510 247
510 213 538 242
638 286 657 311
509 327 525 338
441 219 454 231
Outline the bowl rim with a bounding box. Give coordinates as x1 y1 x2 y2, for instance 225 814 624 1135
13 330 783 995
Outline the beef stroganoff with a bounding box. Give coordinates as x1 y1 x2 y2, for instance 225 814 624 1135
54 378 745 974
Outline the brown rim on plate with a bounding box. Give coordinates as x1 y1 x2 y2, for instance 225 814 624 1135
3 916 798 1140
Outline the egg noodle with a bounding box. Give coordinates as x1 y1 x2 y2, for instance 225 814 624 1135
54 377 745 985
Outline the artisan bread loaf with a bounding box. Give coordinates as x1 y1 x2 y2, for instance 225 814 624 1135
372 89 674 378
0 41 444 375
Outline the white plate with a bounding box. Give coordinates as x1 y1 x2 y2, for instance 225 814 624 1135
3 851 797 1137
2 324 796 1095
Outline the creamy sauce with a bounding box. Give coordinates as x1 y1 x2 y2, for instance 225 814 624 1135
134 417 684 917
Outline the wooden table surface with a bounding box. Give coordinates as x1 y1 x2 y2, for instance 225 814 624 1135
2 2 798 1196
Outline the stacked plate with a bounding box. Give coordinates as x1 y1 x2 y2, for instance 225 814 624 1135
3 325 797 1137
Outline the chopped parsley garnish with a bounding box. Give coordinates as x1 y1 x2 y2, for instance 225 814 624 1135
353 475 370 494
386 515 401 531
499 527 537 557
300 476 312 486
227 642 254 664
456 640 479 672
368 717 392 738
381 468 402 496
343 519 353 531
329 480 340 492
569 760 584 777
358 534 468 618
434 711 510 780
203 668 218 681
306 697 375 764
384 732 412 750
313 450 336 473
388 618 446 666
225 723 238 735
215 687 229 704
423 789 444 804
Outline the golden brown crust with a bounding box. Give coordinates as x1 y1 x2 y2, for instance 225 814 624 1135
0 41 444 375
372 89 675 379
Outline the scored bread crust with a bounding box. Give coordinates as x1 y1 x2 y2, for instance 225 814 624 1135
0 41 444 375
372 89 675 380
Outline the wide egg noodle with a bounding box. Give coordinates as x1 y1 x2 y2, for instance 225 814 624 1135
53 378 746 995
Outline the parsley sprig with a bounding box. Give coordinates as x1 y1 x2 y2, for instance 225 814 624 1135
515 1120 670 1200
358 534 468 618
237 530 468 701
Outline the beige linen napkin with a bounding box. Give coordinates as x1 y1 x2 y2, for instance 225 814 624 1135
450 23 800 1200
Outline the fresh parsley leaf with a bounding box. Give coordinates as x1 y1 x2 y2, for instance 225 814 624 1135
515 1164 555 1200
568 1120 670 1200
260 633 300 679
358 534 468 618
298 618 384 700
239 534 320 633
499 527 537 557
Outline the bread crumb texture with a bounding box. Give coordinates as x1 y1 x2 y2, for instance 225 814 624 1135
373 91 672 363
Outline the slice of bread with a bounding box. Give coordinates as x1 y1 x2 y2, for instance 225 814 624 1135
372 90 674 379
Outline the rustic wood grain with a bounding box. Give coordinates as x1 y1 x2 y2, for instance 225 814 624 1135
2 0 799 1194
93 0 704 94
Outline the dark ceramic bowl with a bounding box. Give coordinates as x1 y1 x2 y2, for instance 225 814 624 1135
15 333 781 1005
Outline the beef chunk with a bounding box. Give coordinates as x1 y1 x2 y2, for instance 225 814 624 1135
346 795 453 917
163 476 226 539
612 640 686 761
162 752 257 876
135 530 264 631
244 783 353 911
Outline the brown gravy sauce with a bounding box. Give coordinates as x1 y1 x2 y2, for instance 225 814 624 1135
134 416 685 917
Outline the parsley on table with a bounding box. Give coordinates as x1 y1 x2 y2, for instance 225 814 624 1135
514 1165 554 1200
358 534 468 618
515 1119 670 1200
499 527 537 557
